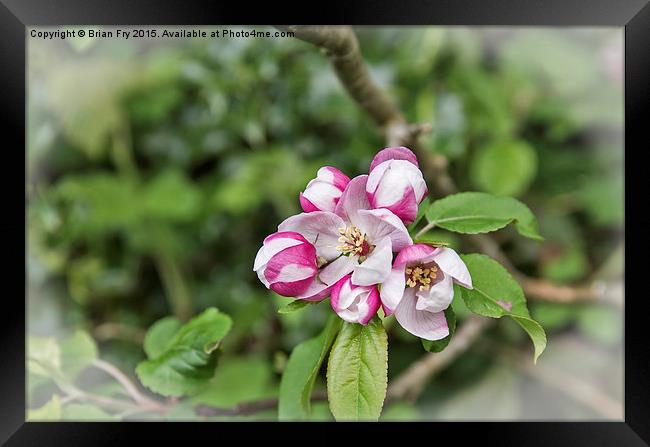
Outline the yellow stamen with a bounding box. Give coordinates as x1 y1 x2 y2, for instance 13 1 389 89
336 225 371 257
406 264 438 291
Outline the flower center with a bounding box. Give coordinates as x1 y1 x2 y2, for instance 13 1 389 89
405 264 438 291
337 225 372 258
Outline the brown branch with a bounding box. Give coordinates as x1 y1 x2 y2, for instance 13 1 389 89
522 277 621 307
283 26 404 128
195 390 328 418
282 25 455 197
387 315 493 402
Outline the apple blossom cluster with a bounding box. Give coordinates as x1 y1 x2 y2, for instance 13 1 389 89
253 147 473 340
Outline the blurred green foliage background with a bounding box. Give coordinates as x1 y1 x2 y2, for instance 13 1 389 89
27 26 623 420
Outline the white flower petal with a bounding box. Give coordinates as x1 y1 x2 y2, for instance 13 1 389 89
319 255 356 286
415 273 454 313
278 212 345 261
351 237 392 286
379 265 406 315
253 236 303 271
394 289 450 341
334 175 371 228
356 208 412 252
433 247 473 289
274 263 318 283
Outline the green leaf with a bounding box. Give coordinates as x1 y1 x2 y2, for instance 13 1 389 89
143 316 182 359
422 306 456 353
136 308 232 397
140 170 203 223
54 174 139 235
278 316 342 420
327 318 388 421
277 300 315 315
425 192 543 241
192 357 275 407
27 336 61 377
60 330 98 380
509 316 547 362
27 395 62 421
470 140 538 197
460 254 547 362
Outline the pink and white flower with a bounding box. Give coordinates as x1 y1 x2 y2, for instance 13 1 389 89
300 166 350 213
279 175 412 289
330 274 380 325
366 147 428 225
253 231 322 299
380 244 472 340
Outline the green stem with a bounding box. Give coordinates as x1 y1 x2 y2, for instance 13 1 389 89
414 221 436 239
111 120 138 179
154 250 193 322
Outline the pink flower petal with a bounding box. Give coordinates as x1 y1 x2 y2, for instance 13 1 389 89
432 247 473 289
300 167 349 213
299 193 320 212
278 211 345 261
369 146 419 172
270 276 315 297
295 277 332 302
393 243 436 268
394 289 449 341
334 175 371 227
266 262 317 284
373 186 419 226
253 232 306 272
359 287 381 325
262 239 318 298
331 274 363 310
366 159 428 225
379 265 406 316
330 275 380 325
322 166 351 191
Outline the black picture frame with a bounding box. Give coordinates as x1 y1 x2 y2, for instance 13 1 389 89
3 0 649 444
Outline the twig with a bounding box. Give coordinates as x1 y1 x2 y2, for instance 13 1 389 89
57 379 168 415
195 390 329 418
282 26 405 129
93 322 146 344
414 221 436 239
387 315 493 402
91 359 162 408
522 277 622 308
